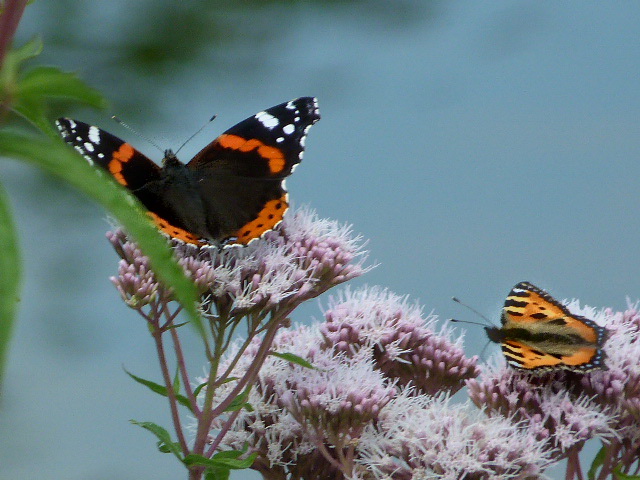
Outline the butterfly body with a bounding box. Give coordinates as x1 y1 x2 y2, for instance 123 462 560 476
488 282 608 372
56 97 320 247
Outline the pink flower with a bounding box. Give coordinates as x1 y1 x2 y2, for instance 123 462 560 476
321 286 480 395
206 289 483 480
108 206 368 318
357 390 553 479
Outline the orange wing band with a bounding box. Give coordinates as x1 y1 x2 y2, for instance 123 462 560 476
108 143 136 186
216 134 286 174
148 212 204 245
234 195 288 244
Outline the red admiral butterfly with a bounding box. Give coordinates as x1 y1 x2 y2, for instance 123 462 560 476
56 97 320 247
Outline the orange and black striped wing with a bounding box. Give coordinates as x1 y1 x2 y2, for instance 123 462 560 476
56 118 161 190
186 97 320 245
498 282 608 372
56 118 204 245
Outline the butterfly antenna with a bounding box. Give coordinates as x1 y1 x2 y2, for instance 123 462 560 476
111 116 164 154
174 114 217 156
449 318 488 328
451 296 493 325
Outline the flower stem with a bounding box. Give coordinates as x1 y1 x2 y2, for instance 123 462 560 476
151 322 189 454
0 0 28 70
170 324 199 415
208 314 282 418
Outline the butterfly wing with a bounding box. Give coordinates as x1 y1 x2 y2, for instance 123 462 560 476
186 97 320 245
500 340 603 371
56 118 204 244
56 118 161 190
498 282 608 372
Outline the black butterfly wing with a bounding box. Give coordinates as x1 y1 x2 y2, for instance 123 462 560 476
186 97 320 245
56 118 161 190
56 118 208 244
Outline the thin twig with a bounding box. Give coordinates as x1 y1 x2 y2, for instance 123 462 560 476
209 316 282 418
213 316 264 388
151 314 189 454
168 315 200 416
205 402 244 457
0 0 29 70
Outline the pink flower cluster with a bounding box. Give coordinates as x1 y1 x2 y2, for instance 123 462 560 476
204 287 561 480
108 206 368 318
469 299 640 478
107 204 640 479
321 287 480 395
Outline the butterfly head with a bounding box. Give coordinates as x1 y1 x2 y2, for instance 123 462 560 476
483 325 505 343
162 149 183 168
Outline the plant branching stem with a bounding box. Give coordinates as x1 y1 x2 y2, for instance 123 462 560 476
170 326 199 415
152 320 189 454
0 0 28 71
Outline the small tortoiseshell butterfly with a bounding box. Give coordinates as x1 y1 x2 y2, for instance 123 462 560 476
485 282 608 372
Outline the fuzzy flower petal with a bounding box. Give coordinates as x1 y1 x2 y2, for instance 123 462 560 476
357 390 553 480
321 286 480 395
107 207 369 318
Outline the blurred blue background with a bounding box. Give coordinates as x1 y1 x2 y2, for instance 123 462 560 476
1 1 639 479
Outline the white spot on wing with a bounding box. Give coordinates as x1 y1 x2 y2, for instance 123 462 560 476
255 111 279 129
88 126 101 144
283 124 294 135
68 119 77 129
276 137 284 143
84 142 95 152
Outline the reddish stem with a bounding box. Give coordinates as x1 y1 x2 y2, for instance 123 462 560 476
152 324 189 455
205 405 243 457
0 0 29 70
170 326 200 416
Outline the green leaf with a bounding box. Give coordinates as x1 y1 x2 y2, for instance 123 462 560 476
270 351 315 370
9 37 43 66
124 368 193 413
14 68 105 137
224 389 253 413
0 38 43 96
0 132 203 327
184 451 257 469
204 468 230 480
158 442 181 454
130 420 183 459
11 95 55 136
166 321 190 330
0 182 21 389
18 66 106 108
588 445 607 480
193 380 208 398
613 468 640 480
219 376 239 384
173 365 181 392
